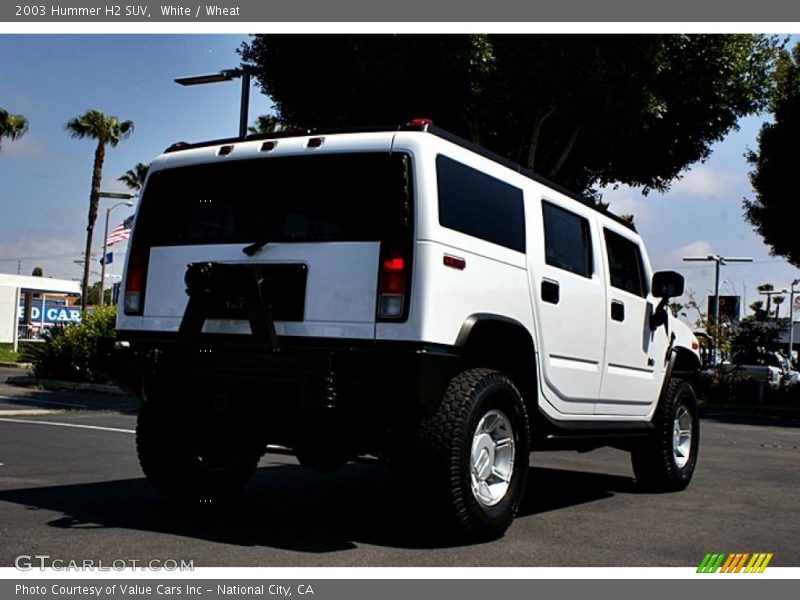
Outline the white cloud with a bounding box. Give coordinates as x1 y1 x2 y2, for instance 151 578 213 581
666 239 715 267
598 185 658 228
668 166 743 199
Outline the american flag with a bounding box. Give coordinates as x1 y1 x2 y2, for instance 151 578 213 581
106 215 134 246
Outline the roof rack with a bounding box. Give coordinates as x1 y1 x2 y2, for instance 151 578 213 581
164 122 634 230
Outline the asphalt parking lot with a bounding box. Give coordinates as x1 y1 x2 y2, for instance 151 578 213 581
1 366 798 568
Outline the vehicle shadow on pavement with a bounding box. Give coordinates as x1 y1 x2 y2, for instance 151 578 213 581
0 462 637 556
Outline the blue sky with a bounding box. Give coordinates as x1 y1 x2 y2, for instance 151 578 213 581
1 34 799 323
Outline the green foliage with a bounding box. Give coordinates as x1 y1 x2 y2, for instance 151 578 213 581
85 281 112 306
248 114 281 135
0 343 20 364
27 306 117 383
240 34 779 197
745 43 800 267
0 107 28 151
118 162 149 191
730 316 784 355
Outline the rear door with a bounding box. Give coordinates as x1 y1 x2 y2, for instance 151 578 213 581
532 200 607 416
124 151 411 340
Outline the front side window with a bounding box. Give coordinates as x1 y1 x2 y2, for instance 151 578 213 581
542 201 593 278
604 229 648 297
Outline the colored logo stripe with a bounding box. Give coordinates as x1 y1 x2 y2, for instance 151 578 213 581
697 553 773 573
745 553 773 573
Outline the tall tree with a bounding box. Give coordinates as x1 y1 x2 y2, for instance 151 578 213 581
773 295 785 319
0 108 29 152
745 43 800 267
240 34 778 197
65 110 134 310
118 162 149 191
757 283 775 318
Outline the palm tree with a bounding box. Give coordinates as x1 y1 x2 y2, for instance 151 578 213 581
65 110 134 310
117 162 149 191
773 295 786 319
0 108 29 152
757 283 775 319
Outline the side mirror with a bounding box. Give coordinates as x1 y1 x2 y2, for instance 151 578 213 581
650 271 684 331
651 271 685 299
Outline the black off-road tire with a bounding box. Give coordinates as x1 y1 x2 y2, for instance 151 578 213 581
631 378 699 491
136 401 261 503
419 368 530 539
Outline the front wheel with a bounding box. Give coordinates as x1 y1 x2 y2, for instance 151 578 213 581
631 378 699 491
419 368 530 538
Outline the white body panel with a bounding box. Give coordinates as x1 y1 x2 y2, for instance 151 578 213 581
117 128 700 425
142 242 380 339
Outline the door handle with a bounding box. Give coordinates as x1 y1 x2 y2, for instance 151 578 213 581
611 300 625 321
541 279 560 304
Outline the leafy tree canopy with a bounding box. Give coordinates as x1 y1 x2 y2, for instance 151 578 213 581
730 316 784 356
239 34 778 197
745 43 800 267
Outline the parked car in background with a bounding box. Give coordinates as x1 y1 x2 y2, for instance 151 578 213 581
731 352 784 390
773 353 800 388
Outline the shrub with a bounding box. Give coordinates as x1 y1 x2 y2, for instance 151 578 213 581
26 306 117 383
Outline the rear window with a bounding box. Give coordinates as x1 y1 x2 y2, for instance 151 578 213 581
135 153 411 247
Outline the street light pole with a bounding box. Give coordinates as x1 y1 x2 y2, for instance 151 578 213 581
175 66 256 139
98 192 135 307
683 254 753 364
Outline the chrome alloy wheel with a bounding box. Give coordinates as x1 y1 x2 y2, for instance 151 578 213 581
673 405 693 469
470 409 515 507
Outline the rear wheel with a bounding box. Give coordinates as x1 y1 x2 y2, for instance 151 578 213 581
136 400 262 502
419 368 530 538
631 378 699 491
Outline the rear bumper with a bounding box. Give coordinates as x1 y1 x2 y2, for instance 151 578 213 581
99 331 461 418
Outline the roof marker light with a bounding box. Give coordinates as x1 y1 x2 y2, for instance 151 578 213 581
218 145 234 156
164 141 190 153
260 140 277 152
307 137 325 148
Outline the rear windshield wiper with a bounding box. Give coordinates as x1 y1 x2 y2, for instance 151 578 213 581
242 239 270 256
243 233 337 256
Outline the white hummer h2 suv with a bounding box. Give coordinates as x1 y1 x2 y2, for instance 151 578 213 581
105 121 701 538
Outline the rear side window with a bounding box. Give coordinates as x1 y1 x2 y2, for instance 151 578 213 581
604 229 648 297
134 153 411 247
436 155 525 252
542 201 593 278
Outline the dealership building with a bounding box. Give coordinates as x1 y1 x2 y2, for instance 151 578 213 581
0 273 81 351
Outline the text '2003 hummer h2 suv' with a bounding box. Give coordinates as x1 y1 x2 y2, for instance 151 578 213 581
105 121 701 538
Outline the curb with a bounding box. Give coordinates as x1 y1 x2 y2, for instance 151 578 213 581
0 362 31 370
5 375 130 396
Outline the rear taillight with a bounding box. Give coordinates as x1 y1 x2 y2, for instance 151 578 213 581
767 370 774 382
377 245 408 320
124 247 147 315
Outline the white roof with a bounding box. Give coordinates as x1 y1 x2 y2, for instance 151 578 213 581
0 273 81 295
